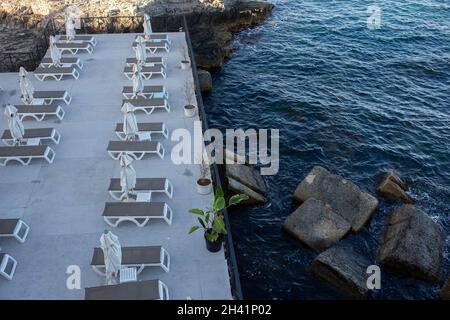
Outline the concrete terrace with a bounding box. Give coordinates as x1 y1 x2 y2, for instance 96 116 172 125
0 33 232 299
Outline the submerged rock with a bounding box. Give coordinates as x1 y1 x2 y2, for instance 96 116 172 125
309 244 372 299
440 276 450 300
377 171 414 204
293 166 378 232
378 205 443 282
226 164 267 205
197 69 213 93
283 198 351 252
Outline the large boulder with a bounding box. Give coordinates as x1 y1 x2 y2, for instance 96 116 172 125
309 244 372 299
378 205 443 282
440 276 450 300
227 176 267 205
226 164 266 195
293 166 378 232
377 171 414 204
197 69 213 93
283 198 351 252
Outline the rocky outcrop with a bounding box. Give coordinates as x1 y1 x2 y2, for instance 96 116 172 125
226 163 267 205
440 276 450 300
293 166 379 232
283 198 351 252
197 68 212 93
377 171 414 204
309 244 372 299
378 205 443 282
0 1 274 70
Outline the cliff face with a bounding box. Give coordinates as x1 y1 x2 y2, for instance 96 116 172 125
0 0 273 70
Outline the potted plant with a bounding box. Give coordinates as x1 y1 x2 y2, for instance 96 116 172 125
189 186 249 252
183 80 196 117
196 159 213 195
180 44 190 70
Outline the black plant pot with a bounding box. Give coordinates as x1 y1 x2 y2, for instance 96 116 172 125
204 233 223 253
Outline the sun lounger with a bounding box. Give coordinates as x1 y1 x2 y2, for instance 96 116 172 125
125 57 166 68
85 280 169 300
108 177 173 201
40 57 83 69
14 104 65 122
115 122 168 141
0 219 30 243
0 145 55 166
135 34 171 44
122 85 168 100
34 66 80 81
55 35 97 47
91 246 170 275
123 65 166 80
107 141 164 160
123 98 170 115
2 128 61 145
0 253 17 281
55 42 93 55
132 41 170 54
102 202 173 227
30 91 72 105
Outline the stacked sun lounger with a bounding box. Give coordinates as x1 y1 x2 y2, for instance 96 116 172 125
0 219 30 280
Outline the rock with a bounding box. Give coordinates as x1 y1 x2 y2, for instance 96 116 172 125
309 244 372 299
227 176 267 205
293 166 378 232
377 171 414 204
226 164 266 195
440 276 450 300
378 205 443 282
197 69 212 93
283 198 351 252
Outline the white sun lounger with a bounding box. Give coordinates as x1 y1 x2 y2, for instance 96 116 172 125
135 34 171 44
40 57 83 69
55 42 93 55
125 57 166 68
0 219 30 243
122 98 170 115
91 246 170 275
132 41 170 53
34 66 80 81
56 35 97 47
0 145 56 166
115 122 168 141
123 65 166 80
2 128 61 145
85 280 169 300
102 202 173 227
28 91 72 105
0 253 17 281
108 177 173 201
107 141 165 160
122 85 168 100
14 104 65 122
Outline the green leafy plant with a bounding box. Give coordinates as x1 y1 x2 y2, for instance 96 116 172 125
189 186 249 242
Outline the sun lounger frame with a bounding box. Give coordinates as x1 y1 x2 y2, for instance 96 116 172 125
30 91 72 105
55 35 97 47
15 104 65 122
123 99 170 115
0 253 17 281
55 42 94 55
0 146 56 166
132 41 170 54
2 128 61 146
123 66 166 80
103 202 173 227
40 57 84 69
34 67 80 81
115 122 169 141
108 177 174 201
122 86 168 100
85 280 169 300
125 57 166 68
91 246 170 275
107 141 165 160
0 219 30 243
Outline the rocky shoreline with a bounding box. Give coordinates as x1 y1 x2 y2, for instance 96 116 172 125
0 1 274 70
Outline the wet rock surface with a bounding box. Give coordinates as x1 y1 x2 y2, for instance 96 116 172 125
293 166 379 232
283 198 351 252
377 171 414 204
378 204 443 282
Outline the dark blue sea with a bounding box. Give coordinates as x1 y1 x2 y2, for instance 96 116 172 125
203 0 450 299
